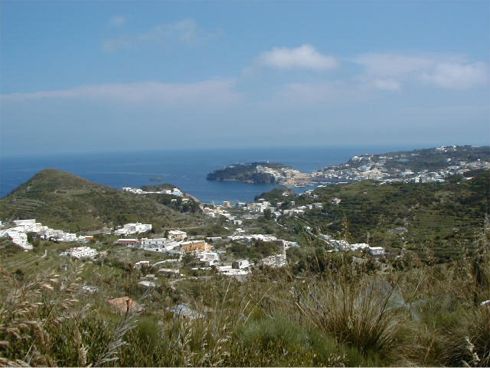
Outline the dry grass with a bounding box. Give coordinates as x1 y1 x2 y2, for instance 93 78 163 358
0 266 136 366
294 276 406 362
1 244 489 366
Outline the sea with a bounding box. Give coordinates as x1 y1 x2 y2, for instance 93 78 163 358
0 146 416 203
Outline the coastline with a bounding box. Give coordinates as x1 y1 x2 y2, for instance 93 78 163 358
0 145 446 203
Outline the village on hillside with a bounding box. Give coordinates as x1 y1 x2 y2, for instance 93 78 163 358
0 189 389 283
208 145 490 187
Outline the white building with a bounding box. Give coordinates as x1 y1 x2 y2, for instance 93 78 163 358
282 240 300 249
349 243 370 251
140 238 166 248
0 229 33 250
0 219 87 250
12 219 44 233
283 209 305 216
167 230 187 241
13 219 37 227
217 265 250 277
232 259 250 269
197 251 220 266
134 260 150 269
158 268 180 277
246 201 272 213
60 246 98 260
228 234 279 243
368 246 385 256
123 186 183 197
122 187 144 194
138 280 156 288
261 253 287 268
115 223 152 236
40 228 82 242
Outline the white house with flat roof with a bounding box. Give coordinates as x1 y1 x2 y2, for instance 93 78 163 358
368 247 385 256
167 230 187 241
115 223 152 236
0 229 33 250
60 246 98 260
140 238 166 248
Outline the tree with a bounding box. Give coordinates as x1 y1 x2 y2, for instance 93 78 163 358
263 209 272 220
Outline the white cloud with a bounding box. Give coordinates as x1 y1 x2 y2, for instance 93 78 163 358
102 19 209 52
354 53 489 90
1 80 240 106
355 53 435 77
369 79 401 91
421 62 489 89
109 15 126 28
257 44 338 71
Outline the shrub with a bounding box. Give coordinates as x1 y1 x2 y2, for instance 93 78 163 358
296 277 405 362
441 306 490 366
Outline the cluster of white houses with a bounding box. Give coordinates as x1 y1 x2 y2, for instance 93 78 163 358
227 234 299 250
115 228 293 275
200 198 324 225
312 147 490 185
122 186 184 197
60 246 99 260
319 234 385 256
0 219 90 250
1 215 385 279
0 219 154 250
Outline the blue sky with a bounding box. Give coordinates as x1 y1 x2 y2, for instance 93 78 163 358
1 1 489 156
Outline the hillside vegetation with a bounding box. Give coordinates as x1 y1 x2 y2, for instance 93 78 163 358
207 162 288 184
0 235 488 366
260 170 490 261
0 169 201 232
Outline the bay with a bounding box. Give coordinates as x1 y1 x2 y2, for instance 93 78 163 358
0 145 416 203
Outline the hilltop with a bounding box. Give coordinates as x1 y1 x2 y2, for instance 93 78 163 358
0 169 201 232
207 162 310 185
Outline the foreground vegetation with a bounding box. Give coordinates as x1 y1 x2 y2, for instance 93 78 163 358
1 226 489 366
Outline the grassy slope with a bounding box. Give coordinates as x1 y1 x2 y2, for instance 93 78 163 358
0 169 201 232
1 238 489 366
287 170 490 260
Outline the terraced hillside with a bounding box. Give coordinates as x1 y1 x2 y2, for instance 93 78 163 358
275 170 490 261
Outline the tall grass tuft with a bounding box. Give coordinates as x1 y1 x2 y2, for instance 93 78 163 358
295 277 405 361
441 306 490 366
0 266 135 366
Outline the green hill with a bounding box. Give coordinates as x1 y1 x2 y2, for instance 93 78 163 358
280 170 490 261
207 162 289 184
0 169 200 232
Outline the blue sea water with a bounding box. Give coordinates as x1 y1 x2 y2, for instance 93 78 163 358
0 146 414 203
